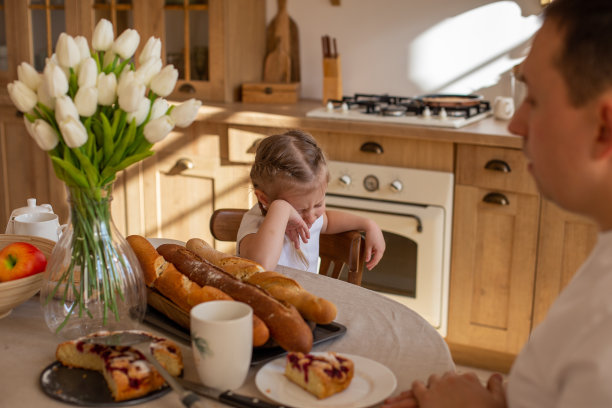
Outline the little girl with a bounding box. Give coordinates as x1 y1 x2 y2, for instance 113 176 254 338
236 130 385 273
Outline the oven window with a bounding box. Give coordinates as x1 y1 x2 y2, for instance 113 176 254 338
361 231 417 298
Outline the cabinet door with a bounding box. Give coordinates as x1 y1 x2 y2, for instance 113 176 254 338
531 199 598 328
447 185 540 354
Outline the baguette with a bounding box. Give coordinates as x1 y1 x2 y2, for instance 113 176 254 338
127 235 270 347
158 243 313 353
186 238 337 324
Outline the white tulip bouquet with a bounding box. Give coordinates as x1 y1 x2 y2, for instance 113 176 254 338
6 19 201 331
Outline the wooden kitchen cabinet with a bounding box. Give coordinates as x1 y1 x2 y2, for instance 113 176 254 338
447 144 597 372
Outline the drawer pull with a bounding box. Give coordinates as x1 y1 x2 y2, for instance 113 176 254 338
360 142 384 154
167 158 194 175
483 192 510 206
179 83 196 93
484 159 511 173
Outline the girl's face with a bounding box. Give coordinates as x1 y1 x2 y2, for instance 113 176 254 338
278 180 327 228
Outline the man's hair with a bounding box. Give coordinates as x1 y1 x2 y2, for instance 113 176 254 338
250 130 328 197
544 0 612 107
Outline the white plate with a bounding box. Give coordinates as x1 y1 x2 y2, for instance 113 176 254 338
146 237 185 248
255 352 397 408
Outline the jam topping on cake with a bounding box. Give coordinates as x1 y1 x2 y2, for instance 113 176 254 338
285 352 354 399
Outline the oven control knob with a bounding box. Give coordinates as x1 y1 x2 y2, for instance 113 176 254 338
339 174 352 186
390 180 403 193
363 175 379 192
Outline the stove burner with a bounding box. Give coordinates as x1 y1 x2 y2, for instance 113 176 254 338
327 93 491 119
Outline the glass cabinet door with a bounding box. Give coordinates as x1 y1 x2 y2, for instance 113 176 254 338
0 1 7 72
30 0 66 70
164 0 209 94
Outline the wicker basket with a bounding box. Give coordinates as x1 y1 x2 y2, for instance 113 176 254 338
0 234 56 318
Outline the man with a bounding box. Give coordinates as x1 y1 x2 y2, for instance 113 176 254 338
383 0 612 406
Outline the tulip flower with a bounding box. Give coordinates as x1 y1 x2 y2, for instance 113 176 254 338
92 18 114 52
144 115 174 143
30 119 59 151
7 80 37 113
36 80 55 110
59 116 88 148
126 97 151 126
150 98 169 120
43 61 68 98
150 65 178 97
170 98 202 128
118 69 136 89
139 36 162 65
55 94 80 123
74 87 98 117
118 79 145 113
75 35 91 63
112 28 140 60
17 62 41 91
135 57 162 86
78 57 98 88
56 33 81 69
97 72 117 106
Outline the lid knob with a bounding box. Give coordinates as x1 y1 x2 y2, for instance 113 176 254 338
27 198 37 207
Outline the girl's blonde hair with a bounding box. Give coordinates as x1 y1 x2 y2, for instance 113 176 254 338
250 130 328 198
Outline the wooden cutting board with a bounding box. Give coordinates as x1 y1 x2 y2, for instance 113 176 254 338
263 0 300 83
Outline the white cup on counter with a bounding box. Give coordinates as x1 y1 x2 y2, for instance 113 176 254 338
13 212 62 242
493 96 515 120
190 300 253 390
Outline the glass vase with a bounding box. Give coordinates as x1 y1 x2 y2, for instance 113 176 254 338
40 184 147 339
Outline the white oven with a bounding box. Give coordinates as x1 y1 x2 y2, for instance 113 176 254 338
326 160 453 336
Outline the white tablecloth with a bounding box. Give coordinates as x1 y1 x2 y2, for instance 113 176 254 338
0 266 454 408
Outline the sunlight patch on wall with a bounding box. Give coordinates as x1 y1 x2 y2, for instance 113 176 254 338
408 1 541 94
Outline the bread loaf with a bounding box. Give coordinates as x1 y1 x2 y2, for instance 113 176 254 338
127 235 270 347
158 243 313 353
186 238 337 324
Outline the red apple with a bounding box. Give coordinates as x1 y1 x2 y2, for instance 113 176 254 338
0 242 47 282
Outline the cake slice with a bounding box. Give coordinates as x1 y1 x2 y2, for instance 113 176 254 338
56 330 183 402
284 352 354 399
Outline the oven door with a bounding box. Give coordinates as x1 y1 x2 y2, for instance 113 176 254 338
325 194 447 330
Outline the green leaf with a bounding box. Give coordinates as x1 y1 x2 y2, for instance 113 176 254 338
105 118 136 168
51 156 89 188
100 112 114 163
73 148 100 187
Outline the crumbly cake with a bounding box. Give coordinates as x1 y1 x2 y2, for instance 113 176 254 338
56 330 183 402
285 352 354 399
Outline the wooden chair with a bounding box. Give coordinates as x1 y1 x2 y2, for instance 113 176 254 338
209 208 365 286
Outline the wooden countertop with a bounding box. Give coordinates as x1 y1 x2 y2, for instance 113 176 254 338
193 99 523 149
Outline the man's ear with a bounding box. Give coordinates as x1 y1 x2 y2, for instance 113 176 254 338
254 189 270 208
594 100 612 159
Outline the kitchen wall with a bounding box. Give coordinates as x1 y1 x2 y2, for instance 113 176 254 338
266 0 542 104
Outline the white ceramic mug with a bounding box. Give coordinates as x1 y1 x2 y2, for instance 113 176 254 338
493 96 515 120
13 212 62 242
190 300 253 390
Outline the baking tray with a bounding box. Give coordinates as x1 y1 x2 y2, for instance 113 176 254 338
143 300 347 366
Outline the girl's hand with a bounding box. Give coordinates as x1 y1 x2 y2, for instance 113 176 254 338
271 200 310 249
364 222 385 270
382 390 418 408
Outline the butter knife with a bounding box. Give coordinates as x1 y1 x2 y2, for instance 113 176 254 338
176 378 287 408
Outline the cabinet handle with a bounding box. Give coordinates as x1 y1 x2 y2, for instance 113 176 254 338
360 142 384 154
482 192 510 206
167 158 194 175
246 138 264 154
178 83 196 93
484 159 511 173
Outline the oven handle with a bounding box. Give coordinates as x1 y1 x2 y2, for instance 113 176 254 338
327 203 423 233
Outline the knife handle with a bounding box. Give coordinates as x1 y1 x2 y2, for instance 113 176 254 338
220 391 283 408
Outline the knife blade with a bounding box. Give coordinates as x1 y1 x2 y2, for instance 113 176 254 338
176 378 287 408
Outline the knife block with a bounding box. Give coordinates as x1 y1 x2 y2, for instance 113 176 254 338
322 56 342 104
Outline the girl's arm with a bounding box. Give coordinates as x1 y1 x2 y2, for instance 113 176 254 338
323 209 386 270
240 200 310 271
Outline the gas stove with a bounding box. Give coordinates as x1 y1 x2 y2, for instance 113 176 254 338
307 93 492 128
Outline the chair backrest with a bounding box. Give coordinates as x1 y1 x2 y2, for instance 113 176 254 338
209 208 365 286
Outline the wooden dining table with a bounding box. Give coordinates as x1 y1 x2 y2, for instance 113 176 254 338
0 265 454 407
